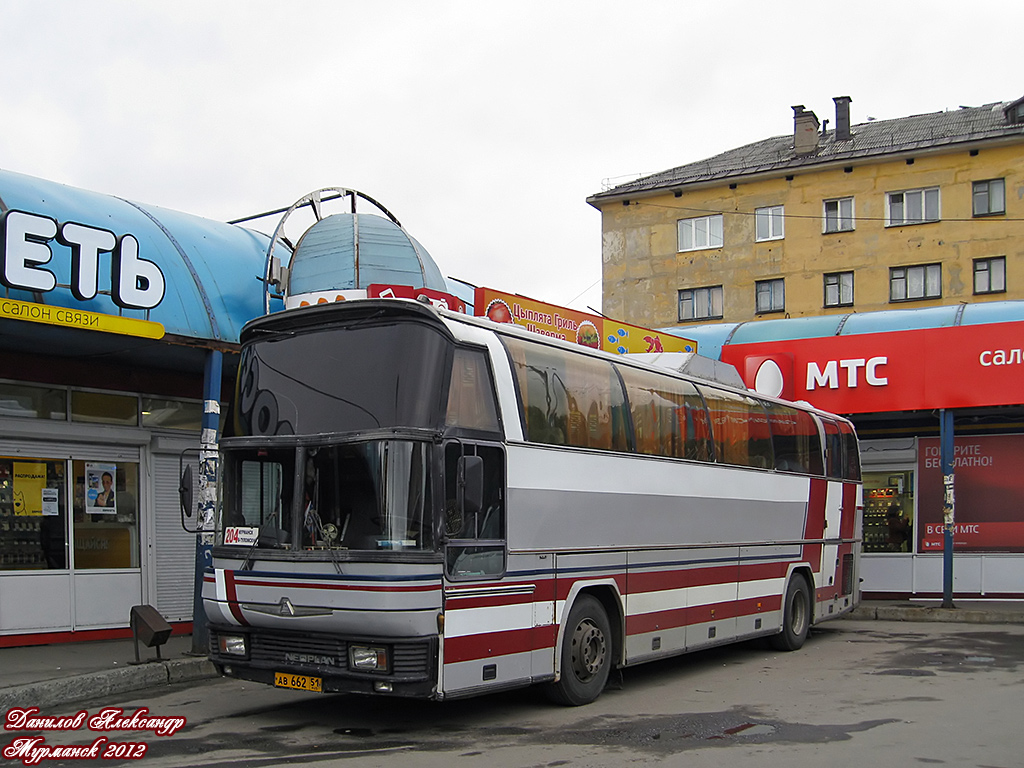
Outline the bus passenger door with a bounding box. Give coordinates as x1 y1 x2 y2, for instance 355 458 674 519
440 442 527 697
819 419 846 601
821 480 844 597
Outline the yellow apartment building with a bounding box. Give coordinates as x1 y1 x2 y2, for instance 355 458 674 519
588 95 1024 328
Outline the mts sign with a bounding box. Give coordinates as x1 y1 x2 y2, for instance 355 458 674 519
1 209 166 310
725 320 1024 414
806 357 888 390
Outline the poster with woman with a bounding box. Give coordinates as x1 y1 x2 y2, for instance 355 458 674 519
86 462 117 514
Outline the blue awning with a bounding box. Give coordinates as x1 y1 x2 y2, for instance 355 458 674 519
1 168 277 344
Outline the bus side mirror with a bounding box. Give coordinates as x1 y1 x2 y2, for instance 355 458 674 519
179 464 194 518
458 455 484 515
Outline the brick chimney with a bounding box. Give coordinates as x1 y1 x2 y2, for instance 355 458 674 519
792 105 820 156
833 96 852 141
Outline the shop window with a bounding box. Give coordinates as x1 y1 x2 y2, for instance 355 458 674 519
863 471 915 553
72 460 140 568
0 457 68 570
0 383 67 420
71 391 138 426
141 397 203 431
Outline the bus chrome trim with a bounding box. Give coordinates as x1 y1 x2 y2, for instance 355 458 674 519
444 584 536 599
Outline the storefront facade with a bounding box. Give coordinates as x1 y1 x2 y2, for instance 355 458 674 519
675 303 1024 599
0 169 272 642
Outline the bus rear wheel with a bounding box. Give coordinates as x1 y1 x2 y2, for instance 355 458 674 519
771 574 811 651
546 595 612 706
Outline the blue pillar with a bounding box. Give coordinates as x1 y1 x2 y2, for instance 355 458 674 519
192 349 223 654
939 409 955 609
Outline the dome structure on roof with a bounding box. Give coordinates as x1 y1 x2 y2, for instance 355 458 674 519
261 188 446 311
288 212 446 296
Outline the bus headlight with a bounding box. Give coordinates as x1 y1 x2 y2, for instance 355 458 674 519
349 645 388 671
218 635 248 657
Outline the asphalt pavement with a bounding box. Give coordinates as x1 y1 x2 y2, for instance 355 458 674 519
1 600 1021 711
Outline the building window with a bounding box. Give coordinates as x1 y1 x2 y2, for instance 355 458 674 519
974 257 1006 294
886 187 939 226
0 383 66 420
70 391 139 426
755 205 784 241
823 197 854 233
972 179 1005 217
824 271 854 307
755 279 785 314
679 286 723 321
678 215 723 252
890 263 941 302
141 397 204 431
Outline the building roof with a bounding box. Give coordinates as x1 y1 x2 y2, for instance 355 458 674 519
589 98 1024 205
663 300 1024 361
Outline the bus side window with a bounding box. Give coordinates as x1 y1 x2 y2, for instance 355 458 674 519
822 418 844 479
504 336 629 452
618 365 712 462
445 348 501 433
444 442 506 580
700 386 774 469
838 421 861 481
765 403 823 475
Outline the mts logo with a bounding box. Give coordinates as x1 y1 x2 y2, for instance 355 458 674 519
1 209 166 310
807 357 888 390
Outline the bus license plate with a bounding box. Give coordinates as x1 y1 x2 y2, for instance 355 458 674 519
274 672 323 692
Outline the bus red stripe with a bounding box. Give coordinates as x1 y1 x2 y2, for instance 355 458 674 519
223 570 249 626
626 596 783 635
444 626 556 664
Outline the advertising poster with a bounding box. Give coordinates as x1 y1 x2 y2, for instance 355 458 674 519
367 284 467 313
86 462 118 514
474 287 697 356
13 462 47 516
917 434 1024 552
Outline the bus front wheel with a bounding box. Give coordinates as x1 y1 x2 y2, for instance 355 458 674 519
546 595 612 706
771 574 811 651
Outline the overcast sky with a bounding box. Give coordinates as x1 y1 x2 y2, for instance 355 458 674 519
2 1 1022 314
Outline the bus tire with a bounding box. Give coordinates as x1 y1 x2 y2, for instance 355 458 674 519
771 574 811 651
545 595 612 706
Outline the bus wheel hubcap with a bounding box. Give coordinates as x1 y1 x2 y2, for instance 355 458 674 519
571 619 606 680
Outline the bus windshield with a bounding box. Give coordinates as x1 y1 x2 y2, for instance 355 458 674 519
221 440 433 552
227 319 451 437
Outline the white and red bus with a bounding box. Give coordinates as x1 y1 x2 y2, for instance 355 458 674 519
202 298 861 705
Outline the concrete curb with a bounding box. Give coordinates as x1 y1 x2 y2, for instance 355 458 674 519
0 657 218 711
845 604 1023 625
